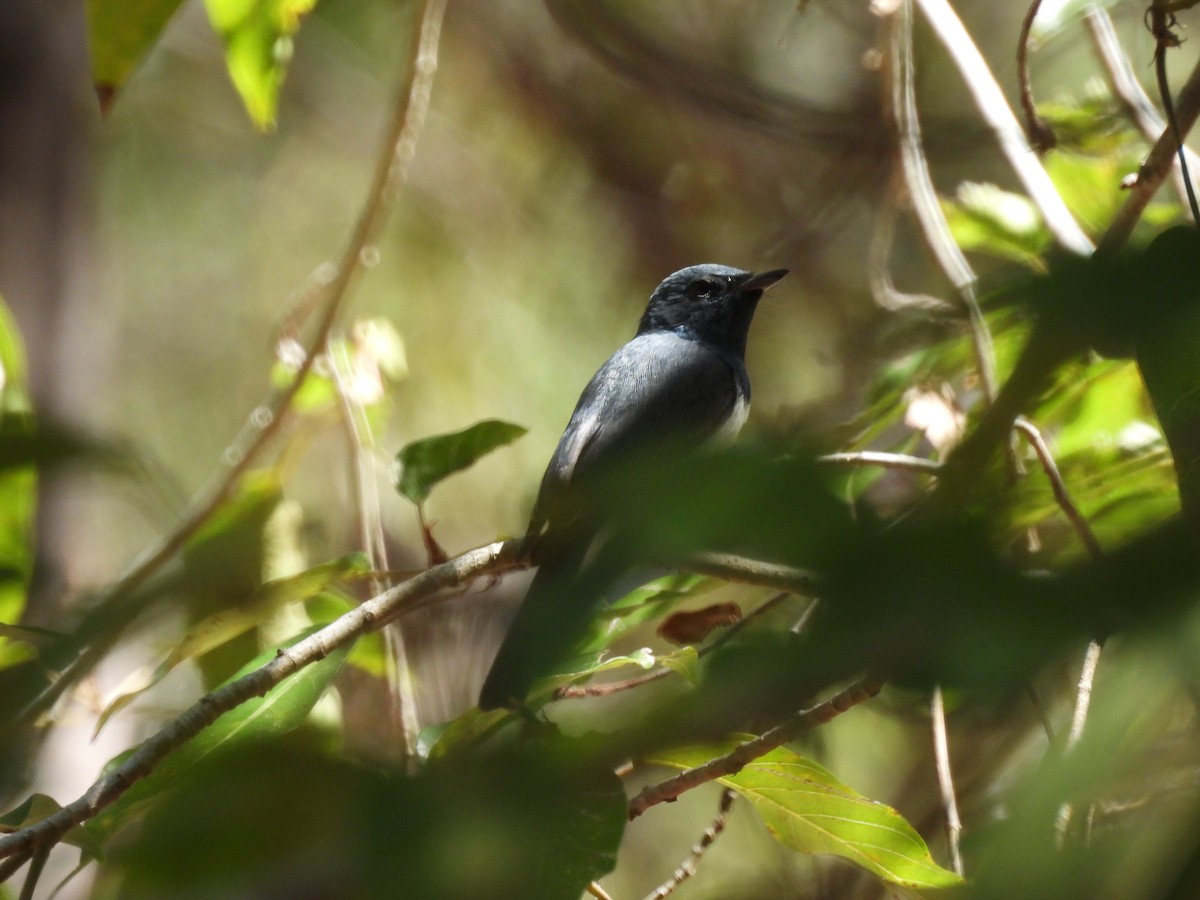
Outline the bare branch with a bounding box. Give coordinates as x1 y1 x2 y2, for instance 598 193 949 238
1149 4 1200 224
930 686 964 876
1016 0 1056 152
627 673 885 820
1010 419 1106 842
818 450 942 475
1013 417 1102 559
641 788 737 900
1056 638 1105 843
1083 7 1200 208
888 0 998 402
1098 51 1200 254
683 554 817 596
868 176 958 314
913 0 1094 256
0 538 529 862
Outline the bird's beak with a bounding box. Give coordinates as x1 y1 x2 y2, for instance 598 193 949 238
738 269 788 293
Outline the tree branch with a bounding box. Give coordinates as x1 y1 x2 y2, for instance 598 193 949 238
888 0 999 403
641 788 736 900
682 554 818 596
1013 417 1102 558
0 538 528 862
818 450 942 476
930 686 964 876
1083 6 1200 209
627 673 885 820
1098 49 1200 255
913 0 1093 255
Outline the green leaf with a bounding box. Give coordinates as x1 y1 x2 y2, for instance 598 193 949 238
86 0 188 108
395 419 528 505
416 706 510 762
649 740 963 889
658 645 701 684
87 625 350 842
203 0 318 130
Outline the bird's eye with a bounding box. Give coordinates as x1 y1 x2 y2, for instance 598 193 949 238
687 278 720 301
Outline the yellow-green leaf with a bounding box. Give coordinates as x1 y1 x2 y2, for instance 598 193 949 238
203 0 318 130
649 740 963 889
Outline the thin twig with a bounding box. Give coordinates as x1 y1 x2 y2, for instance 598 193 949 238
330 347 420 763
0 851 31 886
1150 4 1200 224
1064 638 1103 752
15 0 451 729
818 450 943 475
1013 417 1103 558
1055 638 1104 844
1098 51 1200 254
585 881 615 900
1010 419 1106 841
641 788 737 900
16 844 47 900
1017 0 1056 151
627 673 886 820
555 593 794 700
1026 682 1055 742
913 0 1094 256
0 538 529 862
683 554 817 596
930 686 964 877
889 0 998 402
1083 7 1200 208
868 175 958 314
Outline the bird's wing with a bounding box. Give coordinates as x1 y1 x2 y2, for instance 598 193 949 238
531 332 747 529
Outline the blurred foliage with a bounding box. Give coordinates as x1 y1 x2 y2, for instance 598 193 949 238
86 625 351 846
3 1 1200 899
106 737 626 900
0 297 35 673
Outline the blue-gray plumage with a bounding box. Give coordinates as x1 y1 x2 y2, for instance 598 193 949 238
479 264 787 710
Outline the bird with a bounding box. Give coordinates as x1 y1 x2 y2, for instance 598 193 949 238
478 264 787 711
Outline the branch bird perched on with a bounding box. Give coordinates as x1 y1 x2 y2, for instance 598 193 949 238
478 264 788 711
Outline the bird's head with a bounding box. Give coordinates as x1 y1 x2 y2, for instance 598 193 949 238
638 264 788 358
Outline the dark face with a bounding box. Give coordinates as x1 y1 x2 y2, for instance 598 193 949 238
637 264 787 358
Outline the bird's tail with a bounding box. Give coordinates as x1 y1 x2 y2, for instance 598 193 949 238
478 530 627 710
